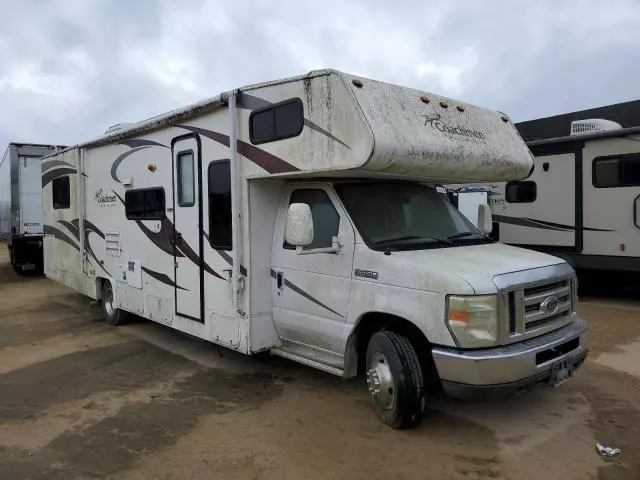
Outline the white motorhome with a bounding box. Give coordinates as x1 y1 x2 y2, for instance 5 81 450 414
43 69 588 429
458 119 640 273
1 143 65 272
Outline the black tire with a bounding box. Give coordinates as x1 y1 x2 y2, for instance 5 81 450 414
366 331 425 429
101 281 131 325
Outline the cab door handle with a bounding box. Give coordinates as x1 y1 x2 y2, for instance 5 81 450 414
276 271 283 289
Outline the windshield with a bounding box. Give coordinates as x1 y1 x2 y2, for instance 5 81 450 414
335 182 492 251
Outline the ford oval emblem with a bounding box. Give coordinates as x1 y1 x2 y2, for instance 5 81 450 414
540 296 560 314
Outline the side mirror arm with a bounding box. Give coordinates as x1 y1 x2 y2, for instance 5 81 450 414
295 236 341 255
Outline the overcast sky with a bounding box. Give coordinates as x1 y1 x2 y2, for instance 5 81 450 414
1 0 639 149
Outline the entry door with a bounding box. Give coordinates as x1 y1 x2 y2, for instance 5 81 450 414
172 134 203 321
271 186 355 354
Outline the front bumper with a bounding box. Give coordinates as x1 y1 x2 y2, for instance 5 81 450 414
432 316 588 399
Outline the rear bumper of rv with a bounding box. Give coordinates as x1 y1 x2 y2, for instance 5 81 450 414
431 317 588 399
10 235 44 268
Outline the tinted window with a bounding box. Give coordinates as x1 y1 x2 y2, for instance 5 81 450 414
284 189 339 250
52 176 70 209
336 182 482 250
125 188 165 220
177 151 195 206
506 181 537 203
594 153 640 187
249 98 304 145
208 160 232 250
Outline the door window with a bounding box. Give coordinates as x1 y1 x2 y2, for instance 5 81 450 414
284 189 339 250
177 151 195 206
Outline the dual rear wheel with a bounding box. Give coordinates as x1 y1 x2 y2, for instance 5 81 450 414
100 281 132 325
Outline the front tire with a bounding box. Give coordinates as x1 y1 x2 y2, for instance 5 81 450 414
101 281 131 325
366 331 425 429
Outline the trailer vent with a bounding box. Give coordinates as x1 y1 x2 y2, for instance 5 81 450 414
105 231 121 256
570 119 622 136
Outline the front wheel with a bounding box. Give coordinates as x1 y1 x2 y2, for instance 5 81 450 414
366 331 426 429
101 281 131 325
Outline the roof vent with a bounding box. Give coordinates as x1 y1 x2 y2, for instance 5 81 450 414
570 119 622 136
104 123 134 135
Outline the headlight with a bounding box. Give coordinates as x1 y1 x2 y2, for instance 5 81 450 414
446 295 498 348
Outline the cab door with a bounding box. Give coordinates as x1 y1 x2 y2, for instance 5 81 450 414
271 185 355 356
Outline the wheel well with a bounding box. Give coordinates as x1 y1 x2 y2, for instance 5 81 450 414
95 277 109 300
348 313 439 386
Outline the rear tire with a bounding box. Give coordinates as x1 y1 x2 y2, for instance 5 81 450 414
366 331 426 429
101 281 131 325
9 247 21 274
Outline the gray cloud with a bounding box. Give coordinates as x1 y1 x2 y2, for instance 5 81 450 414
1 0 639 149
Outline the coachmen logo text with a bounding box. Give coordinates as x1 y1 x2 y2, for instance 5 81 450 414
95 189 117 207
422 113 486 142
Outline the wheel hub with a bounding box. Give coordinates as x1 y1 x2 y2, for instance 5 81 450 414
367 352 395 411
104 287 115 317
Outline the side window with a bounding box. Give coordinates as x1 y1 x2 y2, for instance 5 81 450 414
505 181 537 203
52 176 70 209
177 151 195 206
249 98 304 145
284 189 339 250
208 160 232 250
593 153 640 188
125 188 165 220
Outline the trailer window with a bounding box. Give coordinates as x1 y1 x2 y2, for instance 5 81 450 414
593 153 640 188
284 189 339 250
52 176 70 209
208 160 232 250
177 151 195 206
249 98 304 145
505 181 537 203
125 188 165 220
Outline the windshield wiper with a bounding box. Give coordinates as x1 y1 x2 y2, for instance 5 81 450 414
446 231 493 241
372 235 453 247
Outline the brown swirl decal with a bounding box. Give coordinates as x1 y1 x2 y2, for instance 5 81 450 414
177 125 299 174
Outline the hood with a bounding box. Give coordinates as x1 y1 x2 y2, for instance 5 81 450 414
354 242 565 295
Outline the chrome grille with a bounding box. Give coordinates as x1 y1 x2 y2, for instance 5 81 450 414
523 279 572 330
505 276 575 338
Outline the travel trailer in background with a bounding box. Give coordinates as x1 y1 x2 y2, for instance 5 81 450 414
1 143 65 272
42 69 587 429
456 119 640 273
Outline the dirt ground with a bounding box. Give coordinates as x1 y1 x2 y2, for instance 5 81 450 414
1 249 640 480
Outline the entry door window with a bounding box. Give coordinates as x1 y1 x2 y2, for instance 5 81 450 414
177 151 195 206
284 189 339 250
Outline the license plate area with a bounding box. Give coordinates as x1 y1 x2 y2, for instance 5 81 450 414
549 357 574 387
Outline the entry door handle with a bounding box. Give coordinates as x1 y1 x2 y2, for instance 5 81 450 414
276 271 283 289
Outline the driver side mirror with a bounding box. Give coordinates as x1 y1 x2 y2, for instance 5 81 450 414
285 203 314 247
477 204 493 234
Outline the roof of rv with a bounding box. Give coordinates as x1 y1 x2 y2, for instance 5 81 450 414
528 125 640 147
44 69 345 157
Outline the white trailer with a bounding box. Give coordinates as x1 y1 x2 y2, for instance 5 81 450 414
1 143 65 272
459 120 640 273
43 69 588 428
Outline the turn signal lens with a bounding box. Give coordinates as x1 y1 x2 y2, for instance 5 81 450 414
447 295 499 348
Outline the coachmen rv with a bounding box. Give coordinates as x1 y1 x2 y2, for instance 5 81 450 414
42 69 588 429
1 143 65 272
456 119 640 273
